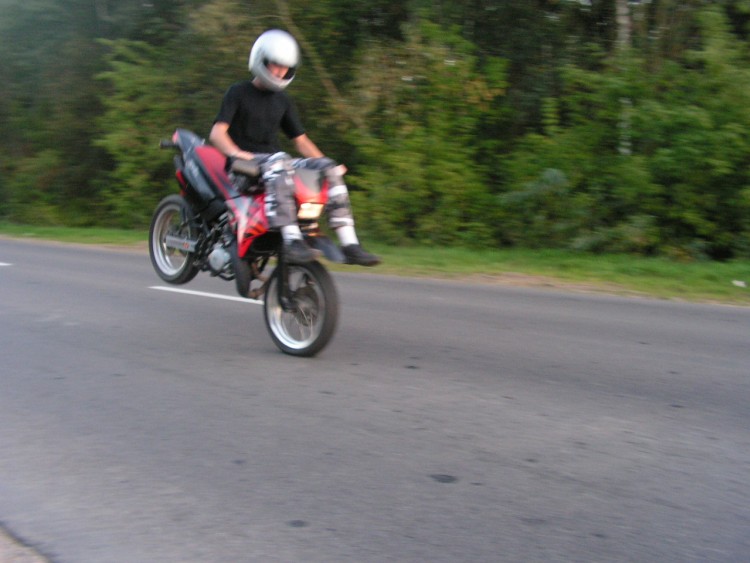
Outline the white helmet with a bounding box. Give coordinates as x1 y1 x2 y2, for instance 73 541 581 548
249 30 300 92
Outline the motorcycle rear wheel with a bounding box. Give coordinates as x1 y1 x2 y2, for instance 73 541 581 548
149 195 200 284
264 261 339 357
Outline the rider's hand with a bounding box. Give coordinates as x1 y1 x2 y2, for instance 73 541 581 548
231 150 255 161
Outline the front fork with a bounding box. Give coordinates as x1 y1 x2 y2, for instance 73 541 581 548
276 252 296 312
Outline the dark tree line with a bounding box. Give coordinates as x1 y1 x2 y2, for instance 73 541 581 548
1 0 749 259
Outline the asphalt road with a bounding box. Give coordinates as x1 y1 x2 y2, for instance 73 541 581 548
1 238 749 563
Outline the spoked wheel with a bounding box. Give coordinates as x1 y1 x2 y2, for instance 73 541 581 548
149 195 200 284
264 261 339 357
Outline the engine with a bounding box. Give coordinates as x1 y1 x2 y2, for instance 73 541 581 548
208 242 231 276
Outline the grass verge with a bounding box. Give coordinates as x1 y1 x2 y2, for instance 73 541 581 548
1 222 748 305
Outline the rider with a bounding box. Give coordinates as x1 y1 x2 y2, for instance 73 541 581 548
209 29 380 266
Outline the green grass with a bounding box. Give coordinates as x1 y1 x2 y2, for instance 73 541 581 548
359 243 750 304
0 222 149 246
1 222 748 305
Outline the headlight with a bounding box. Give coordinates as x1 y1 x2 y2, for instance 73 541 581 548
298 202 324 220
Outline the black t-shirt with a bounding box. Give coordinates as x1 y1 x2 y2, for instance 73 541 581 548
214 81 306 153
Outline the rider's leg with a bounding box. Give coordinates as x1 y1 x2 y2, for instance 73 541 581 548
322 166 380 266
260 153 296 230
289 157 379 266
261 153 320 263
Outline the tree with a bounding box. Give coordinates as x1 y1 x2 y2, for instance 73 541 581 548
635 6 750 258
500 4 750 258
345 20 506 246
0 0 107 221
95 40 185 227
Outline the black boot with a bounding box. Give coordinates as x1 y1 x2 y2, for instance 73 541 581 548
284 239 322 264
342 244 381 266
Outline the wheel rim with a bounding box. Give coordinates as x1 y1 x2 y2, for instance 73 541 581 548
266 267 326 351
152 203 192 277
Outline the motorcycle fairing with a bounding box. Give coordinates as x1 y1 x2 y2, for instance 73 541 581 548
176 129 335 260
293 169 329 205
184 144 271 258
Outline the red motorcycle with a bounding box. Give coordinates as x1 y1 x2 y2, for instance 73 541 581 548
150 128 340 357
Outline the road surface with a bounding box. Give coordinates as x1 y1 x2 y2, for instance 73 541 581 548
1 238 748 562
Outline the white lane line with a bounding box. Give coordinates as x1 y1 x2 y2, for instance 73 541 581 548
0 262 12 266
150 286 263 306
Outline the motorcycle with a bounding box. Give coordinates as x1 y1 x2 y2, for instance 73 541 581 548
149 128 341 357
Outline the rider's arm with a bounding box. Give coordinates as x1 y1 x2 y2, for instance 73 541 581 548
292 134 324 159
293 134 347 174
209 122 254 160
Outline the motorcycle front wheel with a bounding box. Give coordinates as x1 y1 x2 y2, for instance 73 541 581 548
264 261 339 357
149 195 200 284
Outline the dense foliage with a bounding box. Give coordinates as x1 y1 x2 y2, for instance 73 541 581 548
1 0 749 259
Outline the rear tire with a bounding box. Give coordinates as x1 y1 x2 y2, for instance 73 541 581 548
263 261 339 357
149 195 200 284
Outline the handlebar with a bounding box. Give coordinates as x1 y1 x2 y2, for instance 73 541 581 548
159 140 177 149
230 158 261 177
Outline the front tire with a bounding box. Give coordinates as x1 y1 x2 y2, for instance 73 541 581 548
149 195 200 284
264 261 339 357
